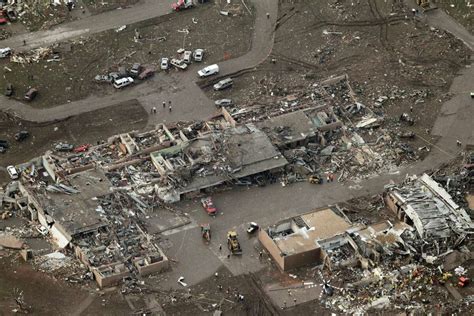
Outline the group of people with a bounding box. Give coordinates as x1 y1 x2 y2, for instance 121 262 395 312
151 100 172 114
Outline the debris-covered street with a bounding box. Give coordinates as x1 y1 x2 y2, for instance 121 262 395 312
1 0 473 315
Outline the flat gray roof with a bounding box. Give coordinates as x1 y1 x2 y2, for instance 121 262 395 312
36 169 111 236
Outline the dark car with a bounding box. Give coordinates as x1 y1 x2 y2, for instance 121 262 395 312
247 222 259 234
6 9 17 22
24 88 38 101
130 63 141 77
0 140 9 148
55 143 74 152
138 67 155 80
5 83 13 97
214 99 234 108
14 131 29 142
0 139 8 153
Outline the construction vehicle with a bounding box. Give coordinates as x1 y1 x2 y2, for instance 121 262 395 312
172 0 193 12
227 230 242 255
308 174 323 184
201 223 211 242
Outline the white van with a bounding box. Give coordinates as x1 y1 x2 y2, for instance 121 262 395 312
113 77 134 89
7 165 19 180
0 47 12 58
198 64 219 78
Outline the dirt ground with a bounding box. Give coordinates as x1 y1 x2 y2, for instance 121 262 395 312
0 255 88 315
0 100 147 184
0 3 254 108
206 0 470 153
83 0 141 14
1 0 141 33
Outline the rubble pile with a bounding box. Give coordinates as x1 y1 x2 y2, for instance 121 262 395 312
324 263 472 314
3 0 72 31
10 47 54 64
233 75 418 183
431 151 474 210
317 173 474 313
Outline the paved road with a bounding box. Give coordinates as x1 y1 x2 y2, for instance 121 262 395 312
0 0 175 52
0 0 277 126
423 7 474 51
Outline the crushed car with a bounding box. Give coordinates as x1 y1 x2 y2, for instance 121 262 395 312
201 197 217 216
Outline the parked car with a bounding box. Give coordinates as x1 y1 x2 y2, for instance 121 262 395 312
170 58 188 70
160 57 169 70
109 72 121 81
213 78 233 91
247 222 259 234
0 47 12 58
7 165 19 180
24 88 38 101
0 140 9 148
113 77 134 89
5 83 13 96
193 49 204 62
36 225 48 236
0 11 7 25
201 197 217 216
197 64 219 78
0 140 8 153
118 66 128 77
138 67 155 80
94 74 112 83
214 99 234 108
183 50 192 64
73 144 90 153
14 131 29 142
130 63 141 76
55 143 74 152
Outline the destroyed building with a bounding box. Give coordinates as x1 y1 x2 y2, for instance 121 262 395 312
15 167 169 288
384 174 474 240
153 123 288 202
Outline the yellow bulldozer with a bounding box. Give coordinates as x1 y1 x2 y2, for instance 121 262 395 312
227 230 242 255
